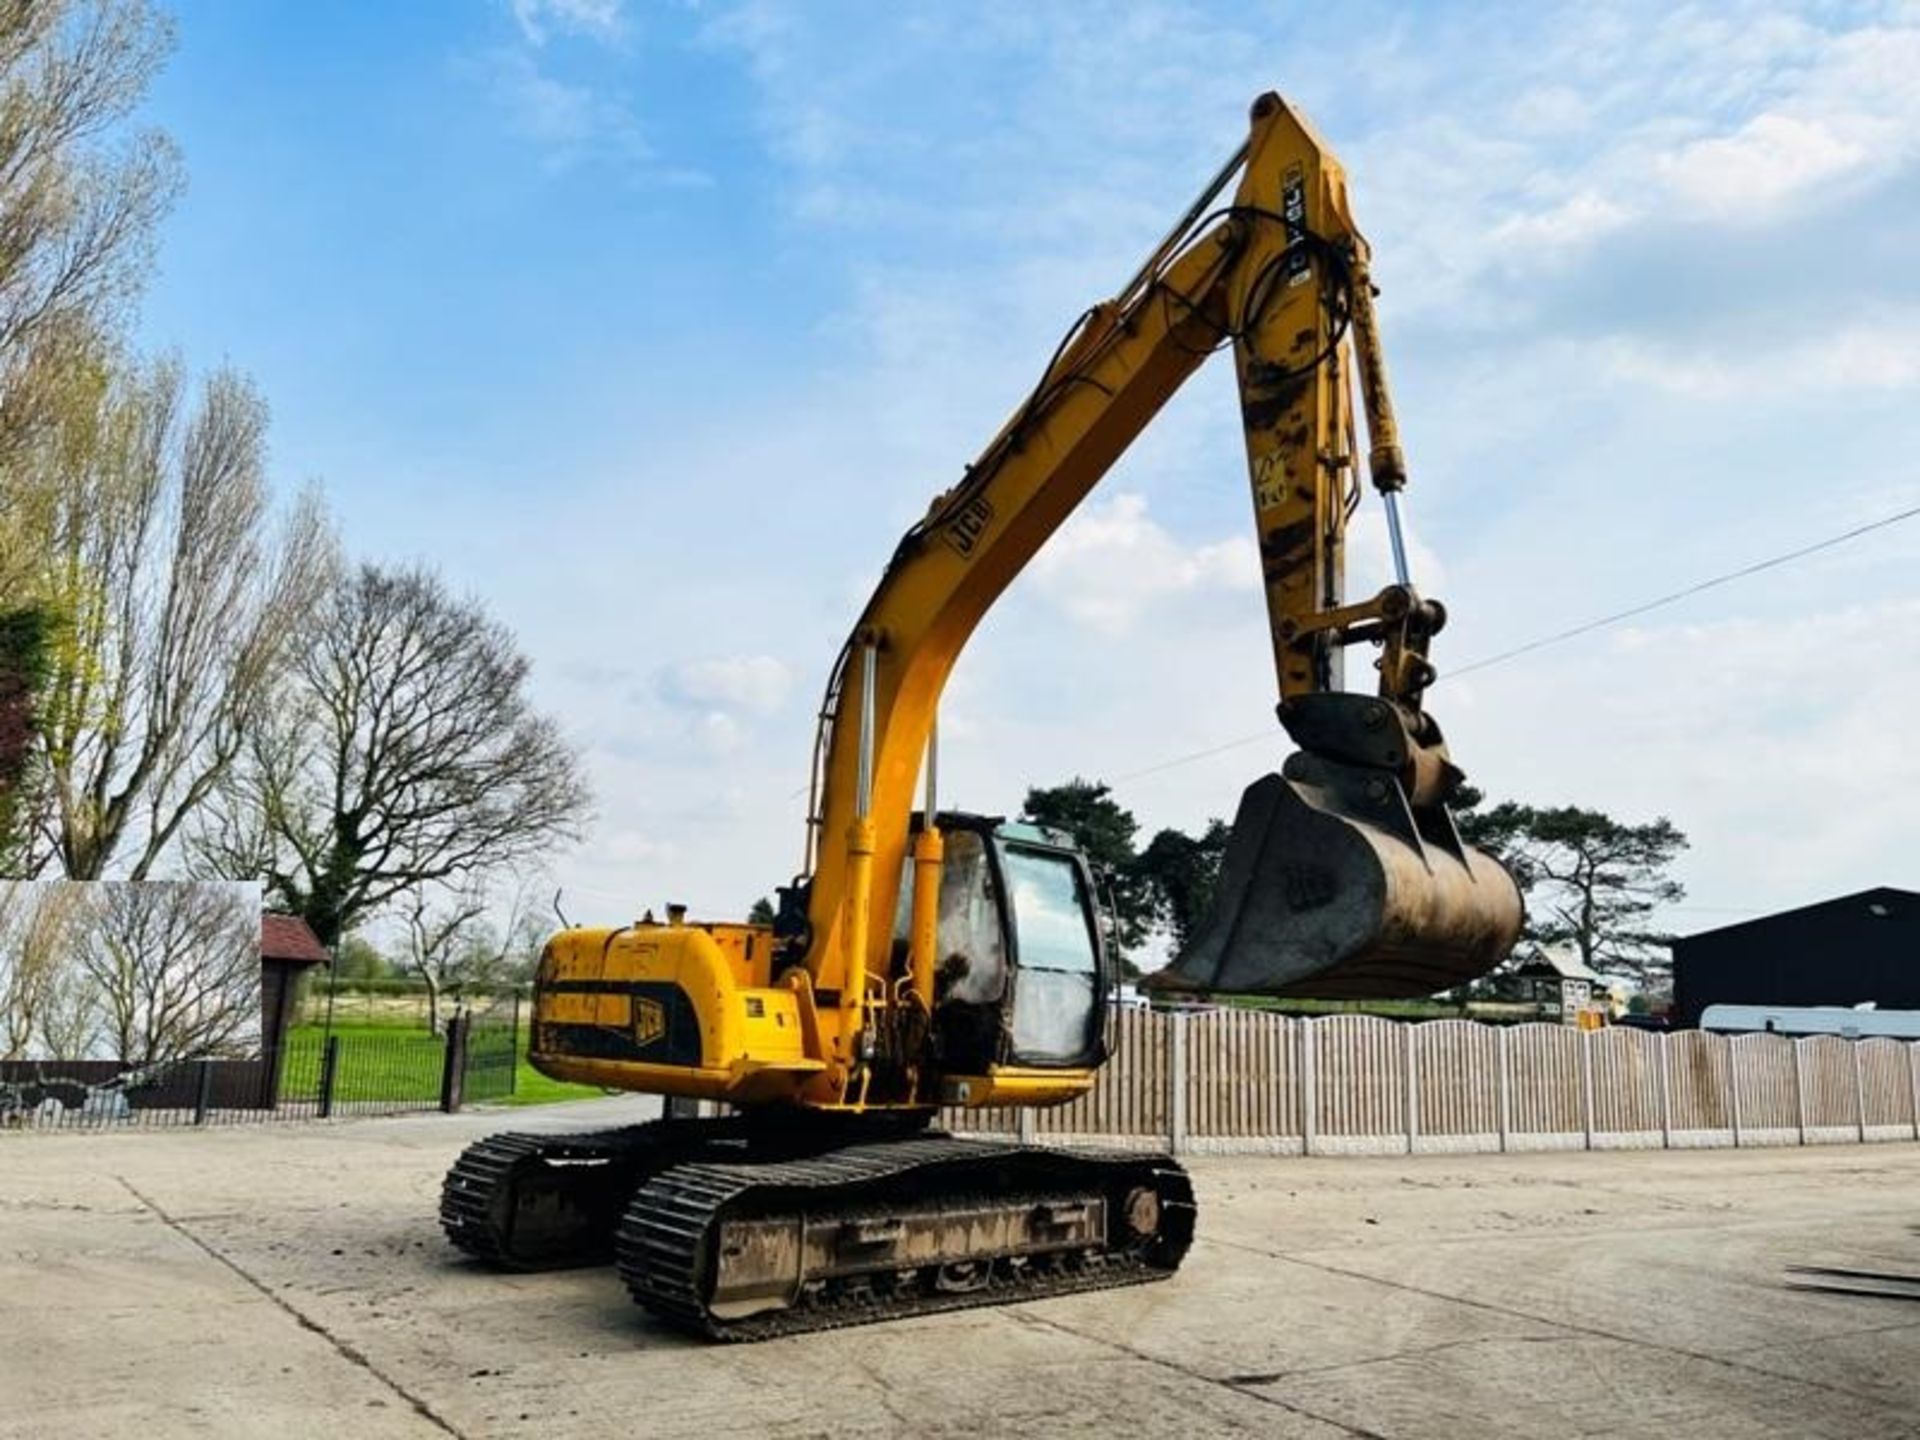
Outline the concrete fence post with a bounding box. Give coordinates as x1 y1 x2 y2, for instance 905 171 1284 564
1300 1019 1318 1158
1275 1015 1291 1150
1496 1025 1511 1154
1018 1102 1037 1143
1909 1043 1920 1143
1404 1023 1419 1155
440 1014 469 1114
1792 1039 1808 1146
1852 1040 1868 1144
1658 1031 1673 1150
1728 1036 1743 1148
1168 1012 1188 1156
1580 1027 1595 1150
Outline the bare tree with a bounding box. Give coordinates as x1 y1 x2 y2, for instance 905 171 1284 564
498 899 550 987
33 931 102 1057
71 880 257 1063
0 881 38 1054
0 1 179 870
0 0 179 518
0 880 97 1057
197 564 589 946
399 882 529 1037
32 358 335 879
0 607 50 874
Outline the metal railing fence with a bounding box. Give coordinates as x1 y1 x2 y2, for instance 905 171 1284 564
1 1013 513 1131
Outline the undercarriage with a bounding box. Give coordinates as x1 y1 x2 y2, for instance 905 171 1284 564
441 1117 1194 1340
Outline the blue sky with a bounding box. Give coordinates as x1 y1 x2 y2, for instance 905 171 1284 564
137 0 1920 939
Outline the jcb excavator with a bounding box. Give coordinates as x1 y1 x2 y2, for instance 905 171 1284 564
442 92 1521 1339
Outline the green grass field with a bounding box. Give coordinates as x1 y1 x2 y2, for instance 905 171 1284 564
285 1018 605 1108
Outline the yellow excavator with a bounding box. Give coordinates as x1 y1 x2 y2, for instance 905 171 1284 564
441 92 1522 1339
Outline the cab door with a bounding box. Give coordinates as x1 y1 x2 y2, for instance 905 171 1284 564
998 842 1107 1068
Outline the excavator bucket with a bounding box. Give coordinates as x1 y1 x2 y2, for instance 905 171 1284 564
1155 755 1522 999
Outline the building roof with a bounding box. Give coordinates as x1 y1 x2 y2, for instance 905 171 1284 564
1510 942 1604 983
1674 887 1920 945
260 912 330 966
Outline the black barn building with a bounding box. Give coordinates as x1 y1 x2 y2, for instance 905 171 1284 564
1671 887 1920 1027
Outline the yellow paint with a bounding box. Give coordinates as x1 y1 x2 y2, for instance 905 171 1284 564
943 1068 1097 1109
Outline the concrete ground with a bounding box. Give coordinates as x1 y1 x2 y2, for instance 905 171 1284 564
5 1101 1920 1440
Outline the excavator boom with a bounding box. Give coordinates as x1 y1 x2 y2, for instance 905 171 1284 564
793 92 1518 1018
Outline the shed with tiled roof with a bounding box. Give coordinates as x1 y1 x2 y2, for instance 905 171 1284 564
261 912 330 966
259 912 331 1106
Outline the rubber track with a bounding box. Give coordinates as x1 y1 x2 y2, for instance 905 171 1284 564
440 1123 695 1269
616 1136 1195 1340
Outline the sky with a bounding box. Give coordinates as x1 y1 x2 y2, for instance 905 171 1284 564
134 0 1920 945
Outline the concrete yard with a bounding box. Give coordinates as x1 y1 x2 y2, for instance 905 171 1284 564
5 1100 1920 1439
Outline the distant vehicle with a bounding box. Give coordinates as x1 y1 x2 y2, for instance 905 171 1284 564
0 1069 138 1128
1109 984 1151 1011
1698 1004 1920 1040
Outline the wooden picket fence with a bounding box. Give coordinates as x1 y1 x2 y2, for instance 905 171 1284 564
943 1010 1920 1155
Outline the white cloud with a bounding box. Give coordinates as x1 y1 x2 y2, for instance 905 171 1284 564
418 2 1920 932
1487 191 1633 261
1458 598 1920 913
1599 316 1920 397
1660 114 1867 222
511 0 626 46
1638 23 1920 225
658 654 794 714
468 1 691 178
696 710 745 755
597 827 678 866
483 48 596 144
1352 11 1920 320
1029 494 1257 635
1507 85 1593 136
474 46 651 166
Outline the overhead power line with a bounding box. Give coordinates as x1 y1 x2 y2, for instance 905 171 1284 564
1112 498 1920 785
1113 730 1270 783
1447 501 1920 679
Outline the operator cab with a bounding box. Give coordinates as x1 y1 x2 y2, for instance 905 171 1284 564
893 812 1110 1074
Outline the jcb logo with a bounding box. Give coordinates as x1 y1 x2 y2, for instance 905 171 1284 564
1282 166 1311 286
633 998 666 1047
943 495 993 558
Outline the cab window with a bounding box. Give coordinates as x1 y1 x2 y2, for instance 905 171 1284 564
1002 846 1101 1063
